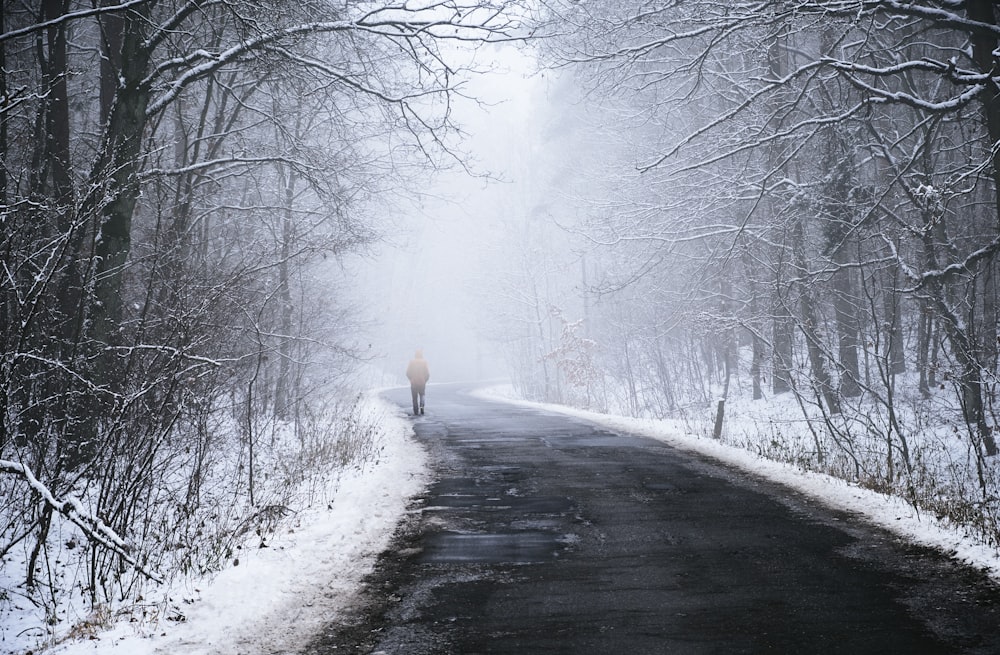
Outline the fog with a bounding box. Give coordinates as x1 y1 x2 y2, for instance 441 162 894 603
8 7 1000 649
358 44 553 386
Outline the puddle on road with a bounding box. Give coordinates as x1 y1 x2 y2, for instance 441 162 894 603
419 531 566 565
427 493 574 515
416 474 577 566
427 478 575 515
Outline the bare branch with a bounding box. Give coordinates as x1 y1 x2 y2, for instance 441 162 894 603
0 461 163 584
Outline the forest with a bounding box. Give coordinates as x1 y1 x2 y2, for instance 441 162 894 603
3 0 1000 648
484 0 1000 557
0 0 525 640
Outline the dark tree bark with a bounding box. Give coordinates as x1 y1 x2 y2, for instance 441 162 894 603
792 215 841 415
767 21 795 397
830 263 862 396
97 0 125 127
712 352 731 439
750 331 764 400
820 130 862 398
882 267 906 376
772 286 794 395
740 244 765 400
87 5 153 356
41 0 72 211
983 265 998 375
1 6 9 205
928 287 997 456
917 304 933 398
968 1 1000 227
919 223 998 456
40 0 89 352
713 284 736 437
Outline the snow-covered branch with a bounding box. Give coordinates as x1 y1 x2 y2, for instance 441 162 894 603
0 0 151 44
144 4 518 118
0 461 163 584
875 0 1000 39
139 155 326 180
831 68 986 114
893 235 1000 292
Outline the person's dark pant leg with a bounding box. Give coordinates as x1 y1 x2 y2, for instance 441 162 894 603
411 386 420 415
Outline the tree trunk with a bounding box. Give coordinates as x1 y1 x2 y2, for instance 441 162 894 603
968 1 1000 227
968 1 1000 421
800 295 841 415
983 264 998 378
931 291 997 456
621 336 639 416
767 22 795 397
829 239 862 395
87 6 153 357
772 291 794 395
714 283 736 436
274 166 296 419
883 266 907 376
820 129 863 398
740 244 765 400
98 0 125 127
792 216 841 415
654 340 676 412
920 222 998 455
750 327 764 401
713 352 731 439
42 0 72 210
0 5 6 205
831 264 862 397
917 304 932 398
929 310 940 390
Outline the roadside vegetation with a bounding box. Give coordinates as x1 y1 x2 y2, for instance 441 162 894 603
485 1 1000 553
0 1 522 650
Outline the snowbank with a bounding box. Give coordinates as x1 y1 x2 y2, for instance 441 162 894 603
474 384 1000 581
8 394 428 655
17 383 999 655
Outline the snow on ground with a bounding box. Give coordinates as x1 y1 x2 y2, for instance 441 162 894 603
473 385 1000 582
18 383 1000 654
29 394 429 655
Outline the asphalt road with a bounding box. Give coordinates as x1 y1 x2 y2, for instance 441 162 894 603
304 384 1000 654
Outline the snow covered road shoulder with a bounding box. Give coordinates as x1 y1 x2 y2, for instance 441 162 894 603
42 394 428 655
472 386 1000 582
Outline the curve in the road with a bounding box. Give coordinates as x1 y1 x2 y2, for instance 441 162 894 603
305 383 1000 655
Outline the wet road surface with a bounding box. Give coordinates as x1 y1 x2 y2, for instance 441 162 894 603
305 384 1000 654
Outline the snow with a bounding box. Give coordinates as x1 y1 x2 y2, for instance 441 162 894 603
472 385 1000 582
10 383 1000 654
7 394 428 655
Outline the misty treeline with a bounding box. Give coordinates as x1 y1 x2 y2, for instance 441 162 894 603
488 2 1000 545
0 0 522 628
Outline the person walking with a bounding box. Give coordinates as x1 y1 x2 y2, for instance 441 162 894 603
406 349 430 416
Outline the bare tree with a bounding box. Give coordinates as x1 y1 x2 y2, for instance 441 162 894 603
1 0 528 619
534 0 1000 456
